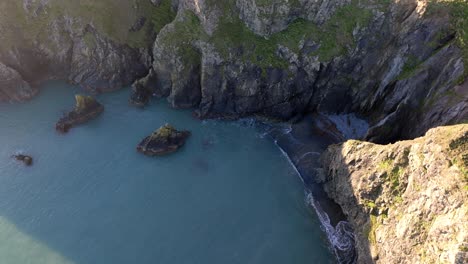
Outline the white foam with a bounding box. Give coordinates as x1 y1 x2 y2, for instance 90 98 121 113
306 192 356 263
275 141 356 263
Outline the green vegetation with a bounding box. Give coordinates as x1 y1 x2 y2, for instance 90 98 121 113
366 200 377 209
83 32 97 48
147 0 176 33
426 0 468 83
449 131 468 182
365 215 379 244
154 124 177 138
378 158 406 201
170 0 374 73
74 95 98 112
397 55 423 80
0 0 176 50
158 11 204 67
310 1 373 61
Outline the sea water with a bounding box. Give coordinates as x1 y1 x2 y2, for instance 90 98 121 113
0 81 334 264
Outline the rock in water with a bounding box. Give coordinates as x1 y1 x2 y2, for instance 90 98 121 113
13 154 33 166
137 124 191 156
56 95 104 133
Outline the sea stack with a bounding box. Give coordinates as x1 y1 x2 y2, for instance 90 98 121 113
56 95 104 133
137 124 191 156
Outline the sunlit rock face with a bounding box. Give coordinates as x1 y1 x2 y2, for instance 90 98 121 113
322 124 468 263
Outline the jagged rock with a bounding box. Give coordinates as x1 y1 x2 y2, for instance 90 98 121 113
0 62 38 102
140 0 467 143
321 124 468 263
129 68 160 107
12 154 33 166
0 0 157 97
137 124 191 156
56 95 104 133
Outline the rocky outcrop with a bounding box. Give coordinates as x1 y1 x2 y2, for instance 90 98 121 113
137 124 191 156
0 62 37 102
321 124 468 263
129 68 160 107
56 95 104 133
134 0 467 144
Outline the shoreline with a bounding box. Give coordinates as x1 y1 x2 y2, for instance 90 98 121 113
264 113 370 264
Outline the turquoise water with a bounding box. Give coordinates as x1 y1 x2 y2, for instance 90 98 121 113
0 81 334 264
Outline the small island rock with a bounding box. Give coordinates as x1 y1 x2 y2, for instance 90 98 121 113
137 124 191 156
56 95 104 133
13 154 33 166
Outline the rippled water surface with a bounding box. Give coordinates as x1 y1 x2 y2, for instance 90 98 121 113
0 82 334 264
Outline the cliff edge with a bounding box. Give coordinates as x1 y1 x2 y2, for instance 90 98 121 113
322 124 468 263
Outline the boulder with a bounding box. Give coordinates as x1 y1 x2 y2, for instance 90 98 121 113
137 124 191 156
56 95 104 133
12 154 33 166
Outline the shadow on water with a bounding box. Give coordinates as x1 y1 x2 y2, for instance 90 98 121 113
264 115 358 264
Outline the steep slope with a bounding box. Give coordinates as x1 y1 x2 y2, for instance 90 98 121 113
0 0 176 101
321 124 468 263
0 1 466 144
134 0 466 143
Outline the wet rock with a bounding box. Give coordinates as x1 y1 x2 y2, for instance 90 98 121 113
56 95 104 133
13 154 33 166
137 124 191 156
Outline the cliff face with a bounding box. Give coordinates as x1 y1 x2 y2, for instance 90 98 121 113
0 0 176 101
1 0 466 144
321 124 468 263
137 0 467 143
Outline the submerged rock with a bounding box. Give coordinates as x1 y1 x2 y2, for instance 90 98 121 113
56 95 104 133
12 154 33 166
137 124 191 156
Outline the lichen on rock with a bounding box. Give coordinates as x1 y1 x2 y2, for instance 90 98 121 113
137 124 191 156
56 95 104 133
321 124 468 263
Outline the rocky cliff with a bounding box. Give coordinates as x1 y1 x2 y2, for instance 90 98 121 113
1 1 467 263
0 0 176 101
1 0 466 144
138 0 467 143
321 124 468 263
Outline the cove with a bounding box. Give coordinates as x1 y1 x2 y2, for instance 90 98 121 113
0 81 335 264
